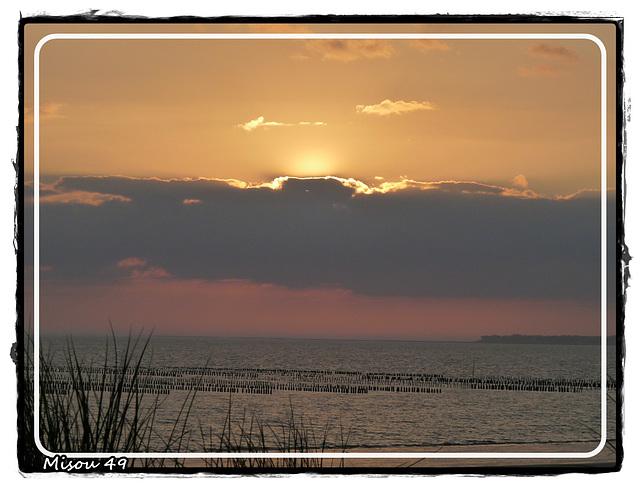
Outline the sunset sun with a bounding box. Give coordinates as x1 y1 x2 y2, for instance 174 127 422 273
290 152 336 177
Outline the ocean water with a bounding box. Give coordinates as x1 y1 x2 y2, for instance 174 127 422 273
38 335 616 453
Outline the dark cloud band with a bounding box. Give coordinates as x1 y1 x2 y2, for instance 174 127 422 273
29 176 611 302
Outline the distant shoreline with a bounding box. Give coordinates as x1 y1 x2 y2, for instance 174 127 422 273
476 335 616 346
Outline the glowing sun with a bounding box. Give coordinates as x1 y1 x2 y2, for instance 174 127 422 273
290 152 336 177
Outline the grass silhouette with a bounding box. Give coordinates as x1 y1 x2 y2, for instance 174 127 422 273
20 326 351 471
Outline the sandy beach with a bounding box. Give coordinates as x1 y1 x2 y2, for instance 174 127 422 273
166 440 617 471
334 441 617 469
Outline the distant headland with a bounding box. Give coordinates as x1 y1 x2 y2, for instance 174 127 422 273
476 335 615 346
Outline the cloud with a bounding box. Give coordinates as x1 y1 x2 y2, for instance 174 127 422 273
237 116 282 131
290 53 310 61
25 102 66 123
34 174 549 204
39 188 131 206
411 39 452 53
118 257 147 267
518 43 579 78
304 39 395 62
117 256 170 279
237 116 327 132
512 174 528 189
529 43 580 63
129 267 171 279
355 99 436 116
32 175 610 303
556 188 603 200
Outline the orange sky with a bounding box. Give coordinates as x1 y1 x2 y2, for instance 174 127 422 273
24 22 616 195
23 21 617 340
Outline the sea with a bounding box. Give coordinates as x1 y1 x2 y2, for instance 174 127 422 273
38 335 616 454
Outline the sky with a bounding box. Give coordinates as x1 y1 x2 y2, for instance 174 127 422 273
22 21 618 340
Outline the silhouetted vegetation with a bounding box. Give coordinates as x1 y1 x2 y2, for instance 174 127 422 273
20 328 351 472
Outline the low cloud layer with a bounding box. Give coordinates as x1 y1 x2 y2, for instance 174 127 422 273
28 176 611 303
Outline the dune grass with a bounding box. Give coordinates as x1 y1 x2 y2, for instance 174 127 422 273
20 328 351 471
39 330 157 453
22 328 201 469
199 396 351 469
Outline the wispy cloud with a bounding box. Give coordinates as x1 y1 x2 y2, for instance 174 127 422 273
356 99 436 116
237 116 284 131
411 39 452 53
118 257 147 267
25 102 67 123
529 43 579 63
237 116 327 132
304 39 395 62
518 43 579 78
129 267 171 279
118 256 170 279
39 189 131 206
556 188 604 200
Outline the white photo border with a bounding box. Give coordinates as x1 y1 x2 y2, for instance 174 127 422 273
32 31 609 460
